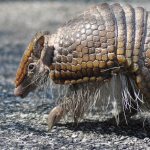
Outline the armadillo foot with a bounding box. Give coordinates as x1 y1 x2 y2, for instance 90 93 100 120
48 105 64 131
119 109 137 125
109 108 138 126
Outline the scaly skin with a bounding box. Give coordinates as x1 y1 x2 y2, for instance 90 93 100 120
14 3 150 130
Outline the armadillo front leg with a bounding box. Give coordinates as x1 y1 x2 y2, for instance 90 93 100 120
48 84 87 130
48 105 65 130
48 102 82 130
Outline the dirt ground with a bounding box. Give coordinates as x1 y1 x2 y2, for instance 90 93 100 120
0 1 150 150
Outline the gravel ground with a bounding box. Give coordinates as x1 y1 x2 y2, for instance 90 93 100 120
0 1 150 150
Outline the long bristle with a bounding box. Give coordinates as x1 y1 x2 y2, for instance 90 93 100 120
48 74 144 123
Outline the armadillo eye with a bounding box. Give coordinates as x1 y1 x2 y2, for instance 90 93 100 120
28 63 35 72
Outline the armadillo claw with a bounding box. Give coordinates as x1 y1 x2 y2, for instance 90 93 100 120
47 106 64 131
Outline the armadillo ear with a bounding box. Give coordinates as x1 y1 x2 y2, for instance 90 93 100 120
41 45 54 66
33 35 45 58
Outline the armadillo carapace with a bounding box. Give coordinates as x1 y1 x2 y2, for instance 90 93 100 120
14 3 150 130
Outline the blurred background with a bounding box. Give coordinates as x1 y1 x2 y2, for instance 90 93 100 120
0 0 150 149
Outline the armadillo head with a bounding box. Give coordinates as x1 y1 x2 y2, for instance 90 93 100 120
14 31 54 98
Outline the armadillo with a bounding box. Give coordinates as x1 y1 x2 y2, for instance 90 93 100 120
14 3 150 130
